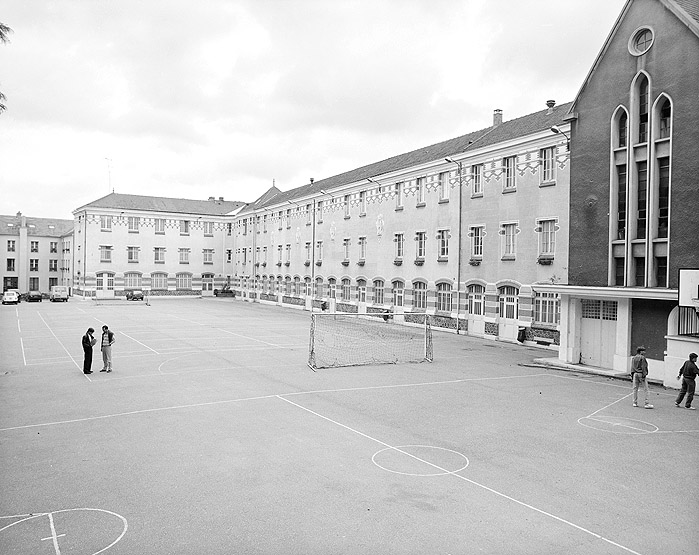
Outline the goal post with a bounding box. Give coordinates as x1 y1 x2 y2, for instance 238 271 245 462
308 312 433 370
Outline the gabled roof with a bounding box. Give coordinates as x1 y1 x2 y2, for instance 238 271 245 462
74 193 246 216
566 0 699 119
239 101 573 214
0 214 73 237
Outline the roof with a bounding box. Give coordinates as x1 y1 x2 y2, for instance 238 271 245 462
241 101 573 214
74 193 246 216
567 0 699 119
0 214 73 237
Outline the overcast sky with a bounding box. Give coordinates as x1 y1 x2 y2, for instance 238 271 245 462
0 0 627 220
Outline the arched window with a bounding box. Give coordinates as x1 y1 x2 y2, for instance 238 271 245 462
151 272 167 290
124 272 142 288
96 272 115 291
618 112 628 148
294 276 301 296
638 75 649 143
468 284 485 316
315 277 323 298
328 277 336 299
413 281 427 310
304 277 311 296
498 286 519 319
176 273 192 290
658 97 671 139
436 283 452 312
373 279 385 305
341 278 351 301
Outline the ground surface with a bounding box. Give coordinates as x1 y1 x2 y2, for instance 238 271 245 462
0 298 697 555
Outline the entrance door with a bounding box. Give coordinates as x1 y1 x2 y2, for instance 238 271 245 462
202 274 214 297
467 285 486 336
498 286 519 341
96 272 115 299
580 300 617 368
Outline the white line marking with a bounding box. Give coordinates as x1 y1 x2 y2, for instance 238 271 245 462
586 393 632 419
216 327 284 347
119 331 159 354
37 313 90 381
277 395 644 555
20 338 26 366
46 511 62 554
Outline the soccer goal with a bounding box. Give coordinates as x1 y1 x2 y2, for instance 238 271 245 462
308 312 433 370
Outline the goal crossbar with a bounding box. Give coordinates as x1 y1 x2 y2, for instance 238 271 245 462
308 312 433 370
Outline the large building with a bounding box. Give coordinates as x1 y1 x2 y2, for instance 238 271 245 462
0 212 73 295
232 103 571 345
538 0 699 385
72 194 244 298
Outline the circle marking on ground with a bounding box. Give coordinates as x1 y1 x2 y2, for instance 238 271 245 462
578 415 658 434
372 445 469 476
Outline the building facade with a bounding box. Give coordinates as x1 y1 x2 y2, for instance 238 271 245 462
537 0 699 386
0 212 73 295
72 194 244 298
231 103 571 345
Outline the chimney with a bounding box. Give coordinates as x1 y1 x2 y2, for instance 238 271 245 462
208 196 215 201
219 196 224 201
546 99 556 114
493 109 503 127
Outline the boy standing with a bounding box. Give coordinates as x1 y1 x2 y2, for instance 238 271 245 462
631 346 653 409
100 324 115 373
675 353 698 410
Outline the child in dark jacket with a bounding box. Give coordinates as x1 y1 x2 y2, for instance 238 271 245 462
676 353 698 410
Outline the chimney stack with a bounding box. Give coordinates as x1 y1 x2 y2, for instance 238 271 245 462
493 109 503 127
208 196 215 201
219 196 224 201
546 99 556 114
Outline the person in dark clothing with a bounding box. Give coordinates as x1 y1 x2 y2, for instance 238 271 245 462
82 327 96 374
675 352 698 410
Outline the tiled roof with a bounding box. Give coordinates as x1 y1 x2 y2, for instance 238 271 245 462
75 193 246 216
242 102 573 213
0 214 73 237
670 0 699 28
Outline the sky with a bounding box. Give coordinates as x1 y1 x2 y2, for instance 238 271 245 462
0 0 628 220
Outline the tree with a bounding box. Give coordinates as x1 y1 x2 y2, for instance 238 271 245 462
0 22 12 114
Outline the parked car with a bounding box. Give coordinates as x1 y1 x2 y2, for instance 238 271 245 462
2 291 19 305
26 290 43 302
126 289 144 301
49 286 69 302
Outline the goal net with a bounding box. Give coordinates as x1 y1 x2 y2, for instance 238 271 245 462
308 312 433 370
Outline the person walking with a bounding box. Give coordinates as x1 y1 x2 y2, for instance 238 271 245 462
675 352 698 410
100 324 115 372
81 327 96 374
631 346 653 409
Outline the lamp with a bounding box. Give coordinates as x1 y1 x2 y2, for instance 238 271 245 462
550 126 570 150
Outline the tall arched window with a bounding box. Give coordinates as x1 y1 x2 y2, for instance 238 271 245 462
373 279 385 304
436 283 453 312
357 279 366 302
413 281 427 310
618 112 628 148
341 278 351 301
392 280 404 307
658 97 671 139
498 286 519 319
468 284 485 316
638 75 649 143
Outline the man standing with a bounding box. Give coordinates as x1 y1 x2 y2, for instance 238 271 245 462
675 352 698 410
100 324 115 373
82 327 96 374
631 346 653 409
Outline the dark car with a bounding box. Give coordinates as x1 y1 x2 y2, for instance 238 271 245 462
126 289 144 301
26 290 43 302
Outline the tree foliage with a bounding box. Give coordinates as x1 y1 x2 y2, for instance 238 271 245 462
0 22 12 114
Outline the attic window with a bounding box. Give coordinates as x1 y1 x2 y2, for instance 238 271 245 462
629 27 653 56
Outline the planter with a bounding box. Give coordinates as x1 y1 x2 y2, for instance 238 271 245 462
468 258 481 266
414 258 424 266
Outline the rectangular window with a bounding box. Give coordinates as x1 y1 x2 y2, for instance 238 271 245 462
655 256 668 288
242 219 248 235
50 242 58 253
7 240 15 252
49 278 58 288
262 215 268 233
180 248 190 264
317 201 323 223
634 256 645 286
100 246 112 263
416 177 426 205
226 249 232 263
7 258 15 271
30 259 39 271
395 182 404 209
534 292 560 325
471 226 484 258
203 249 213 264
639 83 648 143
316 241 323 261
154 247 166 263
344 195 351 218
180 220 190 235
416 231 426 259
285 244 291 263
277 245 283 264
503 156 516 190
177 274 192 290
395 233 404 258
539 220 556 255
502 223 516 258
657 158 669 238
614 257 625 286
358 236 366 260
155 218 166 234
437 229 449 258
127 246 139 263
31 241 39 253
128 217 140 232
343 238 350 260
30 277 39 290
540 147 555 183
472 164 483 195
439 171 450 201
617 165 627 239
637 161 647 239
100 216 112 231
359 191 366 215
203 221 214 236
305 242 312 262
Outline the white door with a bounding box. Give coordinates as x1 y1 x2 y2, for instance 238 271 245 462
498 286 519 341
467 286 486 336
202 275 214 297
580 300 617 368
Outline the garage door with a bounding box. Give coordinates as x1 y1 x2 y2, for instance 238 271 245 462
580 300 617 368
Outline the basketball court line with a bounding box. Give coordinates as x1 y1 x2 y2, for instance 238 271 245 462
37 313 90 382
277 394 644 555
119 331 159 354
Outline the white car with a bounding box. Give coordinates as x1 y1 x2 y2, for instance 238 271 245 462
2 291 19 305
